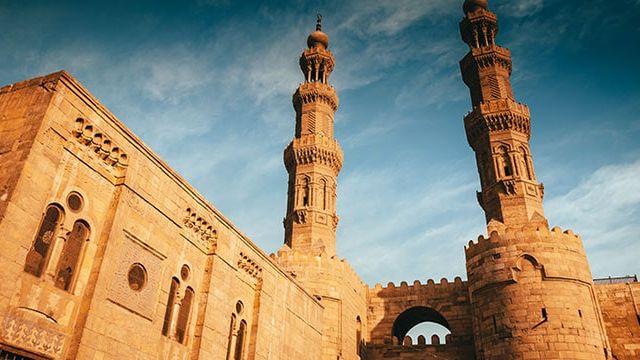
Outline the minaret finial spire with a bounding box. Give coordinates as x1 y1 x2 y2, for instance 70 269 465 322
316 13 323 31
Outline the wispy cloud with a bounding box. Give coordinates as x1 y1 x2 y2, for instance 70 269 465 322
498 0 544 18
546 160 640 277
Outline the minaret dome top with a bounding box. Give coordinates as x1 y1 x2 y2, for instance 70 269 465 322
307 14 329 49
463 0 489 14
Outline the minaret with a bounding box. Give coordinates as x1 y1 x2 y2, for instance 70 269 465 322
459 0 544 227
460 1 611 359
283 15 343 257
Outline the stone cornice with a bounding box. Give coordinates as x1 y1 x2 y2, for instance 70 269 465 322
460 46 512 77
283 134 344 175
464 99 531 145
293 82 339 112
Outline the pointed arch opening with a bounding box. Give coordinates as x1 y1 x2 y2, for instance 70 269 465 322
24 204 64 277
176 286 194 343
55 220 90 291
498 146 513 177
234 320 247 360
162 277 180 336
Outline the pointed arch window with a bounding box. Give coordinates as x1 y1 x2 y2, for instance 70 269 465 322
498 146 513 178
301 178 310 207
226 314 237 360
234 320 247 360
54 220 90 291
319 179 327 210
162 277 180 336
24 205 64 277
176 287 194 343
518 146 533 180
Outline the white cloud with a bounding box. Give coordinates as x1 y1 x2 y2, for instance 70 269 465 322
130 45 217 104
546 160 640 277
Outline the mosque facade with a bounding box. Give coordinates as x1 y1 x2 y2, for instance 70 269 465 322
0 1 638 359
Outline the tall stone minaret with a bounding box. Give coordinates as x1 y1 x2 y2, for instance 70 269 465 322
283 15 343 256
460 1 611 359
459 0 544 227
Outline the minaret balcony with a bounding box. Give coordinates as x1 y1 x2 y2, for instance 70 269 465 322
283 134 344 174
464 99 531 145
460 46 512 76
293 82 339 111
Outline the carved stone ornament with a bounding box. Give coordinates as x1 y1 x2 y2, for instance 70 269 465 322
332 215 340 231
1 314 65 357
183 208 217 252
72 118 129 176
502 180 517 196
295 209 307 224
238 252 263 279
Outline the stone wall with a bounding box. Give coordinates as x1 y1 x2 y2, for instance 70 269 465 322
367 277 473 347
0 75 56 224
274 249 368 360
365 343 474 360
0 71 324 360
596 282 640 359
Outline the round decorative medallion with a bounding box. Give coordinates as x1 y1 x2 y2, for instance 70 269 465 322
180 264 190 281
67 192 84 212
128 263 147 291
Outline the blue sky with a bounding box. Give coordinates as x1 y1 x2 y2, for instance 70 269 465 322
1 0 639 286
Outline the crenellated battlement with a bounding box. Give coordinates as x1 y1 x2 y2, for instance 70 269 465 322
369 276 467 296
464 224 583 260
464 223 595 295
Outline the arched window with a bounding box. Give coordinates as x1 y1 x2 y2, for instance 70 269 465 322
176 287 194 343
518 146 532 180
301 178 310 207
162 277 180 336
234 320 247 360
24 205 64 277
226 314 237 360
498 146 513 178
392 307 451 345
54 220 90 291
319 179 327 210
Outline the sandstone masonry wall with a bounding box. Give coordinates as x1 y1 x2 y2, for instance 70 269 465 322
466 224 610 359
274 249 368 360
596 282 640 360
0 72 323 360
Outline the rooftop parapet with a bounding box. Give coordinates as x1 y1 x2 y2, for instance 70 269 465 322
464 224 583 260
369 276 467 296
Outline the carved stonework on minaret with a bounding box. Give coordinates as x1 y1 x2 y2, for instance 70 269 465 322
460 0 545 227
282 17 343 256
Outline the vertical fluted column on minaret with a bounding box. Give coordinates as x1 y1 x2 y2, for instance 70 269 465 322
459 0 545 227
283 16 343 256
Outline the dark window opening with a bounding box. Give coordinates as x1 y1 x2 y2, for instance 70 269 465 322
234 320 247 360
162 278 180 336
175 287 194 343
54 220 90 291
24 205 63 277
226 314 237 360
